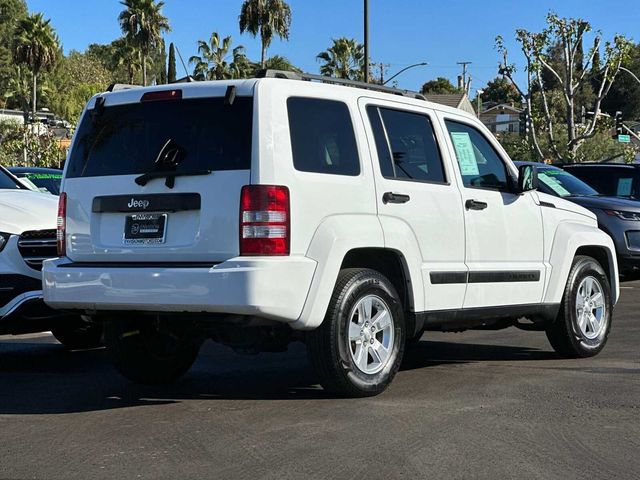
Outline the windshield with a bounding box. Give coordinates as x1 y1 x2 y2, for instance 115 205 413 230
0 168 22 190
538 168 599 197
66 96 253 178
19 172 62 195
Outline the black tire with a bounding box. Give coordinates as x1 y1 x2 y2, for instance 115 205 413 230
105 316 202 384
51 317 103 350
306 268 405 397
546 255 613 358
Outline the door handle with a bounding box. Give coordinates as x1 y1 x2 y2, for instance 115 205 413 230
465 199 488 211
383 192 411 204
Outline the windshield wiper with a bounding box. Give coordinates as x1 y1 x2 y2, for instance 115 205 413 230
135 169 211 188
134 138 210 188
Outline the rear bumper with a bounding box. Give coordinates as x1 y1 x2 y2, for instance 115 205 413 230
42 256 318 324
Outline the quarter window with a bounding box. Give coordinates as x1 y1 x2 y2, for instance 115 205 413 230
367 106 446 183
287 97 360 176
445 120 509 191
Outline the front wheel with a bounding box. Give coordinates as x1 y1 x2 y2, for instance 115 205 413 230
306 268 405 397
105 316 202 384
546 256 612 358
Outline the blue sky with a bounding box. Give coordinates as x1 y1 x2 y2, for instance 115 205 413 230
26 0 638 92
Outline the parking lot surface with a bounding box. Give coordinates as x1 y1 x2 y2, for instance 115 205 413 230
1 281 639 480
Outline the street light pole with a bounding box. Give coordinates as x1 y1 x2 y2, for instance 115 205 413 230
382 62 428 85
620 66 640 86
364 0 369 83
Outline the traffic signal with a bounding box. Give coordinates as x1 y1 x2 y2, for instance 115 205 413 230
519 110 530 136
615 111 623 136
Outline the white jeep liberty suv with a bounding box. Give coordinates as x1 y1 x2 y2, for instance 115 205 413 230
43 71 619 397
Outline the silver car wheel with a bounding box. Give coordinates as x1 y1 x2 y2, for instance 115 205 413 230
348 294 394 375
575 276 606 340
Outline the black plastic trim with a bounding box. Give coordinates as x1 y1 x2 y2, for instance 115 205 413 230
418 303 560 332
430 270 541 284
540 201 556 209
430 272 468 284
469 270 540 283
92 193 201 213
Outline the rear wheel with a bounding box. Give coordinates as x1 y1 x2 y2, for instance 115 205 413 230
51 317 103 350
546 256 612 358
307 268 405 397
105 316 202 384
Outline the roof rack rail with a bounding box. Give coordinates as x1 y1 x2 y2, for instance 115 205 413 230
255 69 426 100
106 83 141 92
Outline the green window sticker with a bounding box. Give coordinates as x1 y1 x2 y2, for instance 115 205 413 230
450 132 479 176
538 172 571 196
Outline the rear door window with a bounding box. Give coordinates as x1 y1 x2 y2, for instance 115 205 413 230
67 96 253 178
367 106 446 183
287 97 360 176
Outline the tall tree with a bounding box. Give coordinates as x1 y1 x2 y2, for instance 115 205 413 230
167 41 177 82
0 0 28 108
498 12 632 162
189 32 251 81
421 77 460 95
480 76 521 105
317 38 364 81
13 12 59 121
239 0 292 68
602 44 640 121
118 0 170 86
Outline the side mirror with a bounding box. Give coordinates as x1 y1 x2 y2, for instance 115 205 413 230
516 164 538 193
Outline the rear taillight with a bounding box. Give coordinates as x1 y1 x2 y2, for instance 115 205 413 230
240 185 290 256
56 192 66 256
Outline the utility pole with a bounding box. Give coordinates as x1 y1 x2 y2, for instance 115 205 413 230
364 0 369 83
476 89 484 118
457 61 472 93
377 63 391 84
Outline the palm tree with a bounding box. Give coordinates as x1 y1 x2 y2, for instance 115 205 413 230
239 0 292 68
13 13 59 121
112 37 142 84
317 38 365 81
118 0 170 86
189 33 251 81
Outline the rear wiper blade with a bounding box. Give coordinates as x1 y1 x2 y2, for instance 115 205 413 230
135 169 211 188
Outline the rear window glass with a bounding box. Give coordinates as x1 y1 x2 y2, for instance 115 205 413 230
67 96 253 178
287 97 360 176
0 169 21 190
24 172 62 195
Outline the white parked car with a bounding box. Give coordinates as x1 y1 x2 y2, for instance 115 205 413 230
0 165 101 348
43 72 618 396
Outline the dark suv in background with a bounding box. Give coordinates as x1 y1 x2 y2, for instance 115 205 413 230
562 164 640 199
516 162 640 273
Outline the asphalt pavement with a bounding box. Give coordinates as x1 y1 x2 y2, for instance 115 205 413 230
1 281 639 480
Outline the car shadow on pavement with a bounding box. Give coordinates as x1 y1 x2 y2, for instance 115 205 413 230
0 338 555 414
401 339 557 371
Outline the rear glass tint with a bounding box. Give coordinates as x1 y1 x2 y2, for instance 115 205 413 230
0 169 21 190
67 96 253 178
